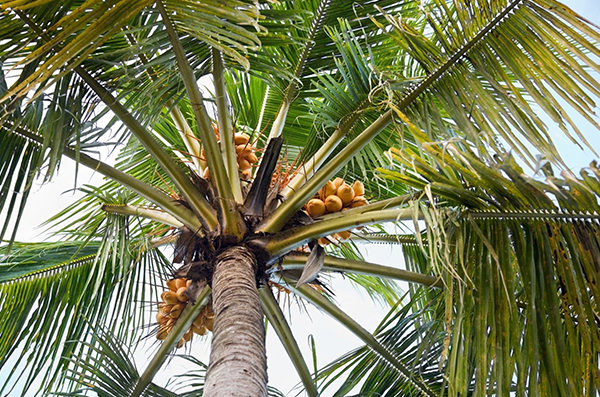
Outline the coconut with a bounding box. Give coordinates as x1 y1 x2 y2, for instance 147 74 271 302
333 177 344 187
319 180 337 199
176 287 189 302
170 303 185 319
306 198 326 217
156 326 170 340
317 237 330 246
351 181 365 196
175 278 187 289
241 169 252 180
336 230 352 240
239 158 251 170
349 196 368 208
193 324 207 335
156 311 168 323
336 183 355 205
161 291 179 305
325 195 343 213
203 305 214 319
166 279 178 291
204 316 214 332
234 133 250 145
182 328 193 342
245 152 258 164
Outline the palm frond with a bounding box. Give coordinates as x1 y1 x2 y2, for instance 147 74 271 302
381 136 600 395
55 326 179 397
382 0 600 167
317 289 447 397
0 239 171 395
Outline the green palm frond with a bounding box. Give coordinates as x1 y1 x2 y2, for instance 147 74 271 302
317 290 446 397
382 0 600 167
0 240 171 395
381 136 600 396
56 326 179 397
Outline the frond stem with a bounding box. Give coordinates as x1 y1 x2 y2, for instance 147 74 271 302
100 204 183 228
212 48 243 203
259 286 319 397
157 1 245 238
284 278 438 397
260 208 417 260
280 252 442 288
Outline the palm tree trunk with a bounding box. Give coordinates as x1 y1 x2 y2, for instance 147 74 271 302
204 246 268 397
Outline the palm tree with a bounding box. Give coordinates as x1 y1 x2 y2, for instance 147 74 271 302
1 0 599 396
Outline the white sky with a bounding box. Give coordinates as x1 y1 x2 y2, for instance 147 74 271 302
5 0 600 395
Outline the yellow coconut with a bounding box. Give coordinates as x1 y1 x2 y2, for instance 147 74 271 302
193 314 205 328
161 290 179 305
203 305 215 319
349 196 368 208
245 152 258 164
317 237 330 246
325 195 343 213
239 158 251 170
175 278 187 289
234 133 250 145
336 183 355 205
176 287 189 302
166 279 178 291
193 324 207 335
156 326 170 340
333 177 344 188
241 169 252 180
156 311 168 323
159 303 173 315
337 230 352 240
351 181 365 196
319 180 337 199
170 303 185 319
306 198 326 217
182 328 193 342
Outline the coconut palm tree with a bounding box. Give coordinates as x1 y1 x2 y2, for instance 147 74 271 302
1 0 599 396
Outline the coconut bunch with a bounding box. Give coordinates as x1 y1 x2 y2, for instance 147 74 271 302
202 131 258 181
304 177 369 244
156 277 214 348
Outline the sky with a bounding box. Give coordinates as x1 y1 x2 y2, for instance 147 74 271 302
4 0 600 395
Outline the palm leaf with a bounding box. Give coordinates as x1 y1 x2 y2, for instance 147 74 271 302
381 136 600 395
0 239 171 395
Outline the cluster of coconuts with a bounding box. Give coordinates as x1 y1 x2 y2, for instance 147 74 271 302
304 177 369 244
156 278 214 348
202 132 258 181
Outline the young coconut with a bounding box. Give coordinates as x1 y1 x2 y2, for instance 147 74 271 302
234 132 250 145
319 180 337 200
349 196 369 208
351 180 365 196
336 183 355 205
325 195 343 213
306 198 326 217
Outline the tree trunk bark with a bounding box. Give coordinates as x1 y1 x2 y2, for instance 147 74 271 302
204 245 268 397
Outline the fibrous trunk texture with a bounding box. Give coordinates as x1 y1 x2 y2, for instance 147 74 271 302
203 246 268 397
